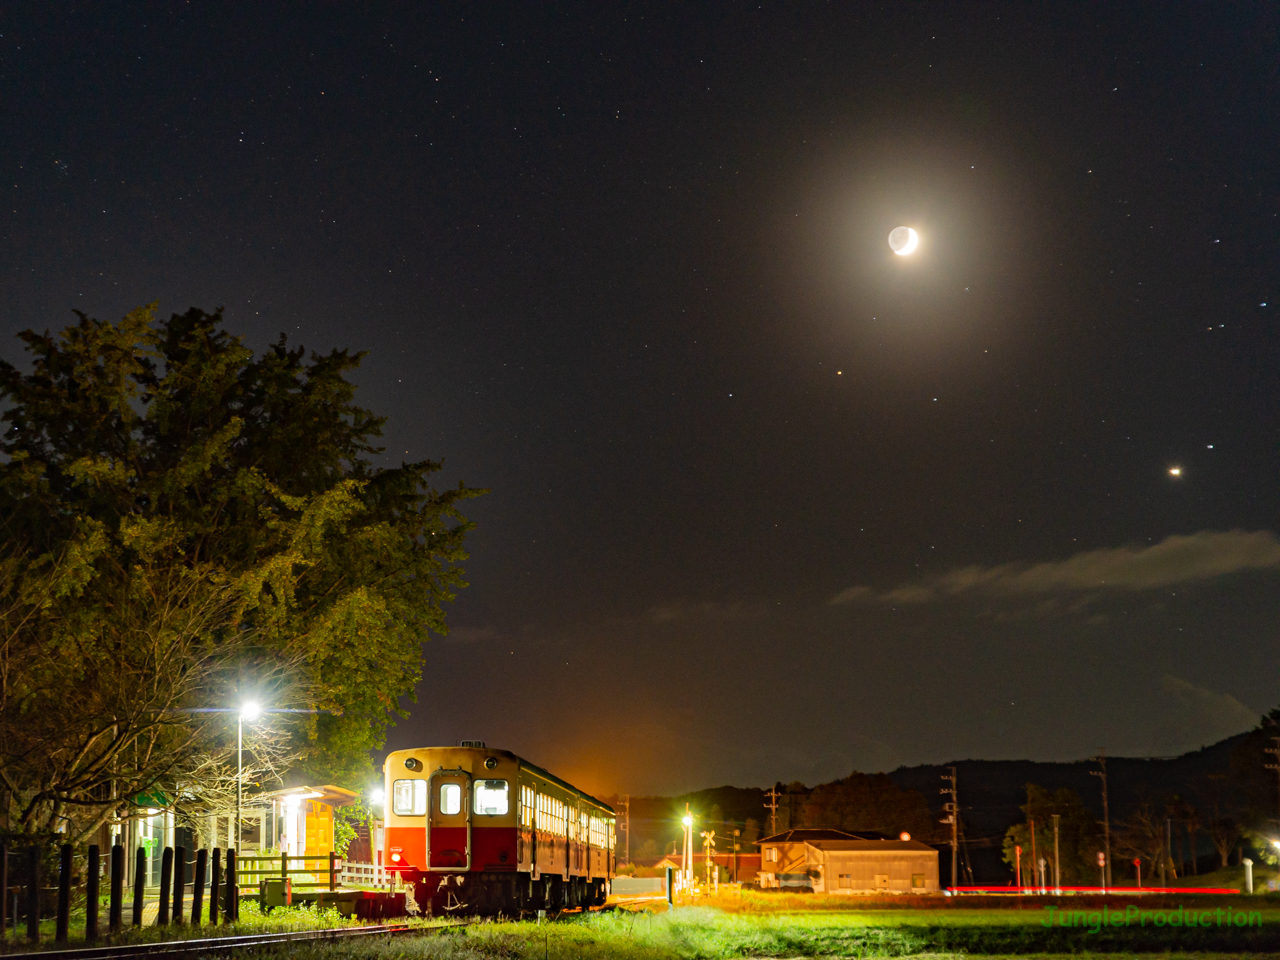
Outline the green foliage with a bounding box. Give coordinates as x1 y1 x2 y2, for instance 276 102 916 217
333 797 375 857
0 304 481 831
1002 784 1102 884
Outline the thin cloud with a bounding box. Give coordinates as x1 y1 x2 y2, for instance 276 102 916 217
647 600 770 624
830 530 1280 606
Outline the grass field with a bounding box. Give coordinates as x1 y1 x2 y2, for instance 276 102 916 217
232 891 1280 960
10 887 1280 958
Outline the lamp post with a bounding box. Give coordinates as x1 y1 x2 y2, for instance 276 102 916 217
682 811 694 891
236 702 261 853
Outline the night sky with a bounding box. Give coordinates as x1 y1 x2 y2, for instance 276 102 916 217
3 3 1279 796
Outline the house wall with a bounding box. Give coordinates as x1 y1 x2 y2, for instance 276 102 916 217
305 800 334 855
816 850 939 893
758 841 814 889
758 842 940 893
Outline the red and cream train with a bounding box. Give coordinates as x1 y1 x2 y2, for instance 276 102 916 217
383 742 616 914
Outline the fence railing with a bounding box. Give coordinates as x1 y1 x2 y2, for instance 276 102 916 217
0 843 389 945
0 842 245 944
235 852 340 892
339 860 392 891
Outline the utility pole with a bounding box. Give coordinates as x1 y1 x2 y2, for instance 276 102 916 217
765 787 780 837
1264 737 1280 827
619 795 630 866
1052 814 1061 894
1029 819 1037 892
940 766 959 890
1091 752 1112 887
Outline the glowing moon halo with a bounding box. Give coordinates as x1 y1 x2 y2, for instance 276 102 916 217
888 226 919 255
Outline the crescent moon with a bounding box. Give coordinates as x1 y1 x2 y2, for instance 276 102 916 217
895 227 919 256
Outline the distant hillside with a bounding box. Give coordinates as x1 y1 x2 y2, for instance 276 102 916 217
609 729 1262 882
887 733 1249 838
887 734 1251 882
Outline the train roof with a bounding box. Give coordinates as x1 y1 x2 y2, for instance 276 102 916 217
519 755 615 815
389 745 615 816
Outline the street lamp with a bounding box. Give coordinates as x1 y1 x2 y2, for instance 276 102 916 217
236 701 262 853
682 810 694 889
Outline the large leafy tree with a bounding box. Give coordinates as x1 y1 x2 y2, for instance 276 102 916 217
1002 784 1101 885
0 304 479 835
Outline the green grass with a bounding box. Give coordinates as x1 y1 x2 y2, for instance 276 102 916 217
0 898 457 955
12 888 1280 957
238 903 1280 960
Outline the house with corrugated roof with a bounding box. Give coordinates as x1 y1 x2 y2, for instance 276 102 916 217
757 828 939 894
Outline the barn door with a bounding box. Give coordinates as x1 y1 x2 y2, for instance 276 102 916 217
427 769 471 870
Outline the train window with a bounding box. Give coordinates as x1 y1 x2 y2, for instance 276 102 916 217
393 779 427 816
474 779 509 815
439 782 461 815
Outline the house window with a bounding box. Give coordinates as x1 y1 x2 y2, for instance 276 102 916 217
439 782 461 815
474 780 509 815
838 874 852 888
392 779 427 816
766 847 778 862
912 873 926 888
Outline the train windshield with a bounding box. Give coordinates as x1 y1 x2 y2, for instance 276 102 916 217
473 779 509 815
392 779 427 816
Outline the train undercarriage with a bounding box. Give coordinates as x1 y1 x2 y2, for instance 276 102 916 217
413 872 608 917
412 870 606 916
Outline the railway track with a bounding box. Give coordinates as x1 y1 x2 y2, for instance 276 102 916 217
0 901 611 960
0 923 425 960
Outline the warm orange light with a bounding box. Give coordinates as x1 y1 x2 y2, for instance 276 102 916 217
899 832 911 841
391 853 401 862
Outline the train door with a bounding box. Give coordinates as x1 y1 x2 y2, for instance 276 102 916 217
428 768 471 870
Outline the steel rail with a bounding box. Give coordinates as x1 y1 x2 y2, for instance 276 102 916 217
0 923 417 960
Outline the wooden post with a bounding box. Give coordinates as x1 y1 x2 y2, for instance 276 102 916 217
281 850 288 883
131 848 145 926
86 844 100 942
0 843 8 942
223 849 236 923
26 845 40 943
191 849 207 926
109 845 124 933
55 844 71 943
158 847 172 925
209 849 220 925
329 851 336 892
172 846 185 924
